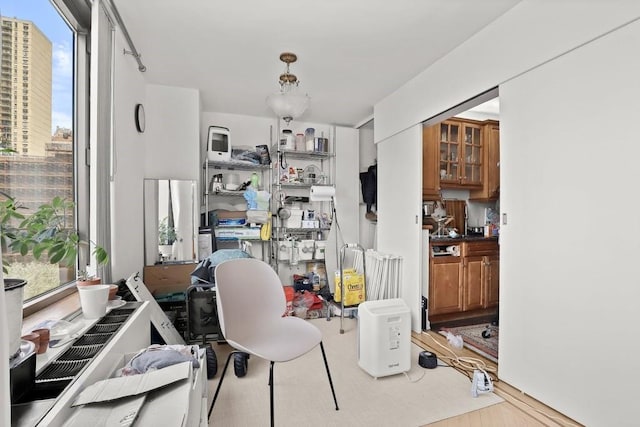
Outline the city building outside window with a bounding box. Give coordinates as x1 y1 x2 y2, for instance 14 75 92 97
0 0 89 302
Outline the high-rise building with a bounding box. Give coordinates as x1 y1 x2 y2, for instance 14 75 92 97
1 16 52 156
0 17 71 249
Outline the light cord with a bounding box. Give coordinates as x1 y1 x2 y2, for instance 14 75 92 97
419 332 581 427
421 332 497 378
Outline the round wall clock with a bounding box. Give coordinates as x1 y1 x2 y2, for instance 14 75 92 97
135 103 145 133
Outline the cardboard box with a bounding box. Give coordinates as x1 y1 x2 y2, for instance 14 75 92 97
216 209 247 220
71 361 191 406
143 263 196 295
66 351 205 427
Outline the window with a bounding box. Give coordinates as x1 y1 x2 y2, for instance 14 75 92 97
0 0 90 303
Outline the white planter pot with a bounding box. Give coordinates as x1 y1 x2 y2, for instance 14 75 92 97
4 279 27 358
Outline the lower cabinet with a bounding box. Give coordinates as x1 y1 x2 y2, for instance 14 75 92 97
429 256 463 315
485 253 500 307
429 240 499 318
463 255 485 311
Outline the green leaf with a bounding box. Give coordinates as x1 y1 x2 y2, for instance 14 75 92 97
19 242 29 256
49 247 65 264
94 246 109 266
32 244 46 259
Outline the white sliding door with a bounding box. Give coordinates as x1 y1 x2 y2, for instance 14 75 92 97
499 18 640 426
376 125 422 331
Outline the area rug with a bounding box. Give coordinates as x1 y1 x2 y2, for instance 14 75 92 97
207 318 502 426
439 324 498 362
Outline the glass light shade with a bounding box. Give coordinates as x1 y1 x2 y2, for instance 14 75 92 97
266 90 310 121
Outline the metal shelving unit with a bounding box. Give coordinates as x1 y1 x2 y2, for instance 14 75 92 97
201 154 272 262
202 160 272 225
271 123 336 272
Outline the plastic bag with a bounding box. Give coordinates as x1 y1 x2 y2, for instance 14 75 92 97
333 268 365 306
445 331 464 349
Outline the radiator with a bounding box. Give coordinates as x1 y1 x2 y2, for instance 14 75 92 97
353 249 403 300
12 301 208 427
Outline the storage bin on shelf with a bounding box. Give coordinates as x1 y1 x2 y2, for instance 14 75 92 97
299 240 315 261
279 240 293 261
314 240 327 259
278 240 300 264
283 208 303 228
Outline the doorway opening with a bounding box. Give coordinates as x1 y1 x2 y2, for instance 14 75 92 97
422 88 500 362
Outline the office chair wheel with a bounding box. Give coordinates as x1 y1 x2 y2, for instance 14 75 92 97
234 352 249 378
481 326 492 339
205 344 218 379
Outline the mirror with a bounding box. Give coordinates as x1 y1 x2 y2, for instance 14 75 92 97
144 179 198 265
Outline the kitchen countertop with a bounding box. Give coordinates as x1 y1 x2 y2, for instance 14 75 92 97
429 235 498 244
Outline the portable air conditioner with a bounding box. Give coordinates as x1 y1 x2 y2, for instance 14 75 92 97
357 298 411 378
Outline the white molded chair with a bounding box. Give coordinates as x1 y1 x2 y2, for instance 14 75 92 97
208 258 339 426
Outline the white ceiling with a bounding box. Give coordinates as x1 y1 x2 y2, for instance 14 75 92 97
112 0 519 127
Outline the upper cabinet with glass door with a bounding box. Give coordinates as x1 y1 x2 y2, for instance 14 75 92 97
438 119 483 188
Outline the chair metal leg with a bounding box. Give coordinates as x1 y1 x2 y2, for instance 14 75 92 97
320 341 339 410
269 361 275 427
208 350 240 420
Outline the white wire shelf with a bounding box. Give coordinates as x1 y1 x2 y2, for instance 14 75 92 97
203 160 271 171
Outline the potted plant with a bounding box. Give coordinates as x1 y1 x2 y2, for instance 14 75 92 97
0 195 109 281
157 216 177 260
75 269 103 286
0 194 109 356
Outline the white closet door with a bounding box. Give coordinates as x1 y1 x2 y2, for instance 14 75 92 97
376 125 422 331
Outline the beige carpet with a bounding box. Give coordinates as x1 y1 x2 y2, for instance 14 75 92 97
207 317 502 426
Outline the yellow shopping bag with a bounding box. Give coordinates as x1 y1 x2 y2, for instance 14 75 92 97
334 268 365 306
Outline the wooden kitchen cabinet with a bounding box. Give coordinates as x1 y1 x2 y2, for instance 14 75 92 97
429 239 499 320
422 124 440 200
464 240 499 310
424 118 497 199
463 255 485 311
438 119 483 188
429 253 463 315
470 120 500 201
485 253 500 307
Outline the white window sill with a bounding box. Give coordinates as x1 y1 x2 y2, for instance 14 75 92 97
22 282 80 333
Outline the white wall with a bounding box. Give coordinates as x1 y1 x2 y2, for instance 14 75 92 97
111 74 200 278
377 125 423 331
109 29 147 280
373 2 640 425
499 19 640 426
375 0 640 143
144 85 200 180
331 125 360 273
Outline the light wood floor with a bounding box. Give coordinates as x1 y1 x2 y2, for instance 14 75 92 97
412 331 582 427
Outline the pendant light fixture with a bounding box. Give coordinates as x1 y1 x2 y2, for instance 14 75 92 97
266 52 310 125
